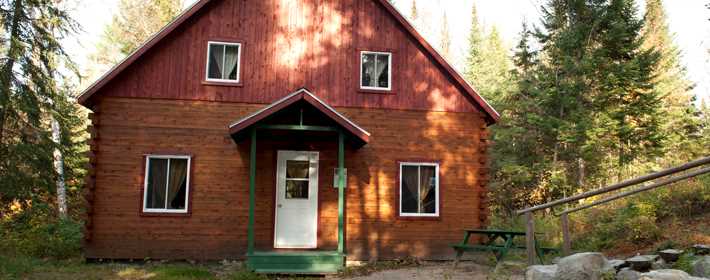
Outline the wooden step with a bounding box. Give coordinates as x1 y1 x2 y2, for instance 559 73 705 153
247 251 345 274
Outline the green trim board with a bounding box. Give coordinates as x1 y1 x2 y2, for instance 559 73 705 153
337 131 345 254
257 124 339 132
246 251 345 274
247 128 256 254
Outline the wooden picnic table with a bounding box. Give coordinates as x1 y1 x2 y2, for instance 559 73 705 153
451 229 556 267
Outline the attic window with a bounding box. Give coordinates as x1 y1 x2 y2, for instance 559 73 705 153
206 41 241 83
360 51 391 91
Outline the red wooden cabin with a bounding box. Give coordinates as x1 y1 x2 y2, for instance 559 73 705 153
78 0 499 273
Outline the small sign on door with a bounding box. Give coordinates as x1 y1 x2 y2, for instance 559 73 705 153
333 168 347 188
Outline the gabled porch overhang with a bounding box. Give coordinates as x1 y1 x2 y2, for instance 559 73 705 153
229 88 370 148
228 88 370 274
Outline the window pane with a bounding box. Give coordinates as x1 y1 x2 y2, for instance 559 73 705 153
401 165 419 213
361 54 376 87
208 44 224 79
376 54 390 88
286 180 309 199
166 158 188 210
224 45 240 80
286 160 309 179
146 158 168 209
420 166 437 214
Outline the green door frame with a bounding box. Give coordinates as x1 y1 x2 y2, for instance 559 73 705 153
246 125 347 255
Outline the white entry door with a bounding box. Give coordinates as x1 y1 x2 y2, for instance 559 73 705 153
274 151 319 248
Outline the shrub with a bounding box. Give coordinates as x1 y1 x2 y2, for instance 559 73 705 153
0 206 83 259
0 254 40 279
672 253 695 273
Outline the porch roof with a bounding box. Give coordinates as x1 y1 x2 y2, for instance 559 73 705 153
228 88 371 147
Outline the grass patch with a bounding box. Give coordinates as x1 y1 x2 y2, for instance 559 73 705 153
227 270 270 280
0 254 41 279
0 255 275 280
672 253 696 274
150 264 216 280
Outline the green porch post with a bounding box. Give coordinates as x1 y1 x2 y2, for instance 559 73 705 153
247 128 256 255
337 130 345 254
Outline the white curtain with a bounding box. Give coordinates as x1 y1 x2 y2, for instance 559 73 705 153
167 159 188 209
402 166 419 213
148 159 168 208
419 166 436 213
364 54 388 87
224 46 239 79
373 55 388 86
212 45 225 78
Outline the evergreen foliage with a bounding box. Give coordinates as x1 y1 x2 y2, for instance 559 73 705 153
484 0 707 217
410 0 418 22
0 0 86 216
463 3 514 105
641 0 703 165
489 22 551 215
86 0 183 82
464 2 484 89
439 12 451 61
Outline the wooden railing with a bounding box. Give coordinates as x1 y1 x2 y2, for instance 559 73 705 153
515 156 710 265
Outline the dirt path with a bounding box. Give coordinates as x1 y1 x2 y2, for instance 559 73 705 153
334 262 524 280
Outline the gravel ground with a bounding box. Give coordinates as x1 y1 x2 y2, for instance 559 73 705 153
336 261 525 280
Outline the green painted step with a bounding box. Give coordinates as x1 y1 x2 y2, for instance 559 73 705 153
247 251 345 274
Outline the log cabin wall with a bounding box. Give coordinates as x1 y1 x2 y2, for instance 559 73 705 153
84 97 489 260
88 0 483 114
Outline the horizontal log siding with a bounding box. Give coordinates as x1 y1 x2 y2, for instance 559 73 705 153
85 97 488 260
95 0 480 114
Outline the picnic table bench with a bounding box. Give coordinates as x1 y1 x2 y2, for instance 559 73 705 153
450 229 558 267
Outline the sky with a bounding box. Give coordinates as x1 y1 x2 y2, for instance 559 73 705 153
66 0 710 102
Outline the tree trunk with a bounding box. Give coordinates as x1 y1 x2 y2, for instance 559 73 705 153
618 138 623 183
577 157 585 188
52 118 68 218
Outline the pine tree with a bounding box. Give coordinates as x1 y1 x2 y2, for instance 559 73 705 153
527 0 664 193
480 27 513 104
590 0 664 180
0 0 86 216
464 2 484 87
439 12 452 61
410 0 418 22
86 0 183 83
463 2 513 105
489 22 550 215
642 0 701 165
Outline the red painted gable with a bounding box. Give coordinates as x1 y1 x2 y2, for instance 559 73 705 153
78 0 499 124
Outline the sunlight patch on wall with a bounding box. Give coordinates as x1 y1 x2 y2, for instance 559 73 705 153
274 0 350 69
428 88 460 112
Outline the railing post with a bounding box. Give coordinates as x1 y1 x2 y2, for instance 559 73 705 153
525 211 536 265
561 212 571 256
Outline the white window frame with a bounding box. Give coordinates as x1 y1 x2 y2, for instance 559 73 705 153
205 41 242 83
360 51 392 91
398 162 440 217
142 155 192 214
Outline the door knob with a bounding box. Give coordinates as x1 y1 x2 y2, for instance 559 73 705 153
278 204 282 208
